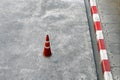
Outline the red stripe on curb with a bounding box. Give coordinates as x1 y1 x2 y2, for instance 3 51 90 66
91 6 98 14
101 60 111 73
98 39 106 51
94 21 102 31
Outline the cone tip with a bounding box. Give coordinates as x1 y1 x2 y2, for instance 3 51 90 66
46 35 49 41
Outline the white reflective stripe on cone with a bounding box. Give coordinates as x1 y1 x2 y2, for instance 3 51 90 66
44 46 50 49
45 41 49 43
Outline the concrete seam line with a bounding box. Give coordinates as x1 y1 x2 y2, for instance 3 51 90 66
89 0 113 80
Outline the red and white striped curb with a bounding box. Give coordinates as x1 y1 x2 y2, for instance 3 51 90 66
89 0 113 80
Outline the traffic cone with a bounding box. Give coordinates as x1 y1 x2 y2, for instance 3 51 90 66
43 35 52 57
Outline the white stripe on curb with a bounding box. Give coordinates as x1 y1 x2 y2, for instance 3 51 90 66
90 0 96 6
96 30 104 40
100 50 108 61
104 72 113 80
93 14 100 22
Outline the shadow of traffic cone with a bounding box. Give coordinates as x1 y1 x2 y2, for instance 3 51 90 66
43 35 52 57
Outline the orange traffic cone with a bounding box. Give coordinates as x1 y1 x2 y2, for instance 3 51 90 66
43 35 52 57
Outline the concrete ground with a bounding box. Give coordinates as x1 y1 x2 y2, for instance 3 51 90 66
97 0 120 80
0 0 97 80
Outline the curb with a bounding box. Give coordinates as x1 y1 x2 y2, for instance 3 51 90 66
89 0 113 80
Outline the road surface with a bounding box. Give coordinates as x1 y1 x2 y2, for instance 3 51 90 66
0 0 97 80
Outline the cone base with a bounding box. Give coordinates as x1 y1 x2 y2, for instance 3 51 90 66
43 48 52 57
43 53 52 57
